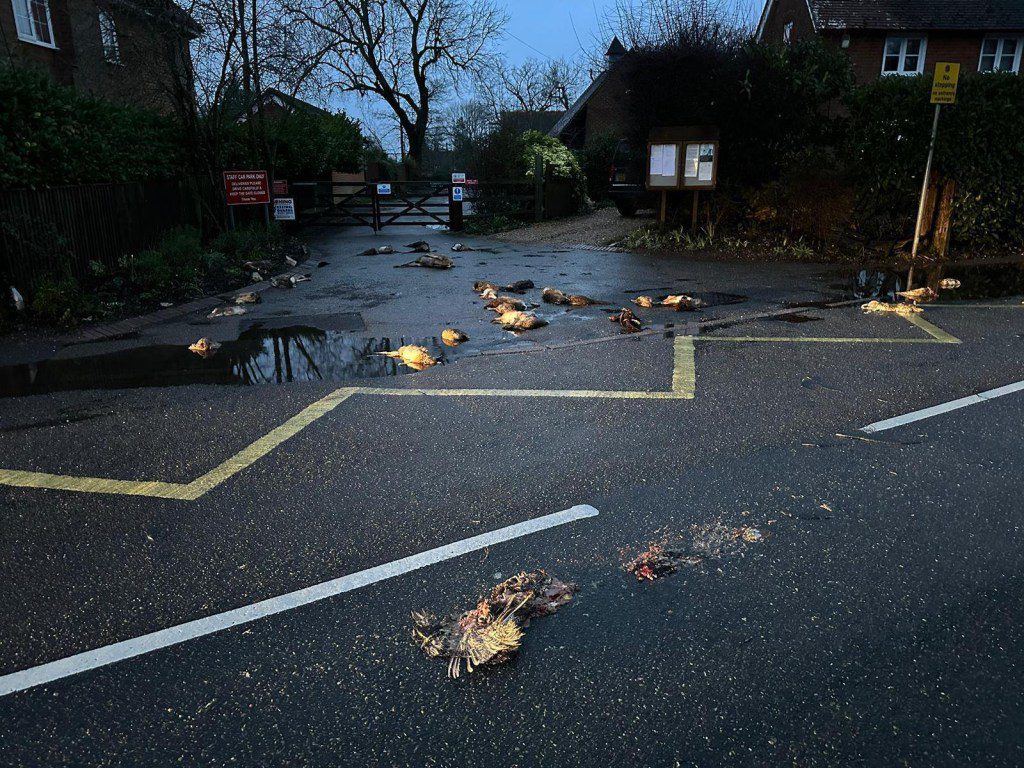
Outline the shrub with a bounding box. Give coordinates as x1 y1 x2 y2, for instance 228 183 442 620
131 226 203 299
576 134 620 201
31 276 89 326
210 222 283 265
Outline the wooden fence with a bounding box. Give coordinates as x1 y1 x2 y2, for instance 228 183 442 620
0 180 197 294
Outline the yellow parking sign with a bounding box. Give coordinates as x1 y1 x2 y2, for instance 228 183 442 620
931 62 960 104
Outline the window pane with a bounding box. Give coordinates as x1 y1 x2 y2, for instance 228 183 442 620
12 0 32 37
883 54 901 72
905 38 921 55
885 38 903 56
980 54 996 71
903 54 919 72
29 0 51 43
982 38 999 56
998 54 1014 71
1004 38 1018 56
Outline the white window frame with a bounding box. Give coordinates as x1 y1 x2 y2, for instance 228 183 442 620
881 35 928 76
98 8 121 64
783 21 794 44
10 0 56 48
978 36 1023 73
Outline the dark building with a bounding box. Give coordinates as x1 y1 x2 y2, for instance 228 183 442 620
2 0 200 111
757 0 1024 83
550 37 630 149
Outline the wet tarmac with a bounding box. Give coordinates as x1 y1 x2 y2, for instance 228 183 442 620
0 327 451 398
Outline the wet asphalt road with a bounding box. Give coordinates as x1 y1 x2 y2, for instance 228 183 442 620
1 226 1023 766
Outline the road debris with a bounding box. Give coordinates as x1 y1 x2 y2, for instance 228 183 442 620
632 296 654 308
317 261 329 268
661 294 704 311
361 245 395 255
473 280 500 293
208 305 247 318
493 310 548 331
375 345 438 371
480 287 498 300
234 292 261 305
609 308 642 333
503 280 535 294
395 254 454 270
285 255 298 267
861 300 922 315
897 287 938 303
412 570 577 678
9 286 25 312
939 278 961 290
406 240 432 252
244 260 274 272
625 521 766 581
188 338 221 358
452 243 474 252
271 275 293 289
441 328 469 346
486 296 528 312
251 271 264 283
292 274 311 284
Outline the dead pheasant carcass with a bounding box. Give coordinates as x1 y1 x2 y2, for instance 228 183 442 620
861 300 922 315
609 308 642 333
361 245 395 255
187 338 221 358
395 254 454 269
568 294 603 307
441 328 469 347
473 280 500 293
897 287 938 303
503 280 535 294
234 292 261 305
375 345 438 371
632 296 654 308
493 310 548 331
485 296 527 312
542 287 571 305
939 278 961 290
661 294 704 311
405 240 431 252
208 305 247 318
412 570 577 678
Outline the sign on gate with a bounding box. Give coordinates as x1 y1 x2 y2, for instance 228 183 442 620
451 172 467 184
272 179 289 195
224 170 270 205
452 186 464 202
273 197 296 221
377 183 392 195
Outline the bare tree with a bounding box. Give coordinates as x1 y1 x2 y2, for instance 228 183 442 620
480 57 584 115
287 0 507 173
599 0 754 51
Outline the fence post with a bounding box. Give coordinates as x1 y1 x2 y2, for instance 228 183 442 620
448 185 464 232
534 151 544 223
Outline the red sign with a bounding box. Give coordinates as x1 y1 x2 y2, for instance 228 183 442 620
272 179 288 195
224 170 270 206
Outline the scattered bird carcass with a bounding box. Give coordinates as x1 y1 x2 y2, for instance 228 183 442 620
626 521 766 582
609 307 642 333
542 287 571 305
479 287 498 300
441 328 469 347
9 286 25 312
244 259 274 273
208 305 247 318
234 292 261 305
861 300 922 315
375 345 438 371
412 570 577 678
473 280 500 293
939 278 961 290
625 544 703 581
493 310 548 331
632 296 654 308
284 255 298 267
187 338 221 358
897 287 938 303
360 245 395 255
405 240 432 252
661 294 704 311
485 296 528 312
251 271 264 283
502 279 535 294
451 243 475 252
395 254 455 270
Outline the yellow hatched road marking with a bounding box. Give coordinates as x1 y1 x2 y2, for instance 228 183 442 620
0 316 961 501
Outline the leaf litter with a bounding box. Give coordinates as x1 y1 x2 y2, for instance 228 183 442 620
412 570 577 678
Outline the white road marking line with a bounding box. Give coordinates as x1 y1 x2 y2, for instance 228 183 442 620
0 505 599 698
861 380 1024 433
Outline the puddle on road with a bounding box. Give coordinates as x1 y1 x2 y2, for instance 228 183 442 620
834 262 1024 302
770 313 822 324
0 327 451 398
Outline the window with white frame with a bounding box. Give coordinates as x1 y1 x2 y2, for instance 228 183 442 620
98 9 120 64
783 22 794 44
979 37 1022 73
10 0 55 46
882 36 927 75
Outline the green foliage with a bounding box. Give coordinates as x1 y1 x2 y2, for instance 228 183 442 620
30 275 89 326
270 110 363 180
575 134 620 201
520 131 588 213
130 226 203 299
210 222 283 263
0 66 184 188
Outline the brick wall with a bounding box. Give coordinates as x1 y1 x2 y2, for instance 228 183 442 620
2 0 77 85
759 0 816 43
584 64 629 144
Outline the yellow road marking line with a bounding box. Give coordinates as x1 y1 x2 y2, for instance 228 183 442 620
672 336 696 396
359 387 691 399
928 303 1024 308
0 469 189 499
699 336 946 343
902 313 962 343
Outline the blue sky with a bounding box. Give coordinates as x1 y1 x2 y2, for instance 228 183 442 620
499 0 608 65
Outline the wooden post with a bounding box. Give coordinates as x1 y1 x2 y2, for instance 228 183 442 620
659 191 667 225
534 151 544 223
909 103 942 289
691 190 699 232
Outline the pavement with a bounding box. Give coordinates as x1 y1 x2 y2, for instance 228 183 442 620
1 225 1023 766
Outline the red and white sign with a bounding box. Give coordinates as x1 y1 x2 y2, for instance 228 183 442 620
272 179 288 195
224 170 270 206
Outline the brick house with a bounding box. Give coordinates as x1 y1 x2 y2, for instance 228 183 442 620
756 0 1024 83
2 0 200 111
550 37 630 149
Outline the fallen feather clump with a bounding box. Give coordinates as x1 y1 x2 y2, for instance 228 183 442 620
234 292 261 305
626 544 703 581
208 305 246 318
395 254 454 270
375 345 438 371
861 300 922 315
939 278 960 290
412 570 577 678
441 328 469 347
897 287 938 303
187 338 221 358
361 245 394 255
493 310 548 331
609 307 642 333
